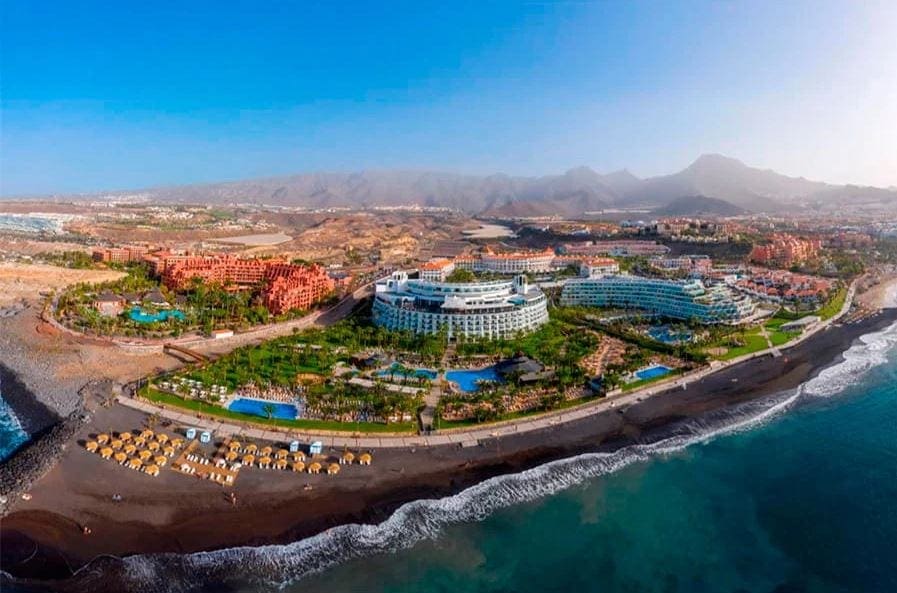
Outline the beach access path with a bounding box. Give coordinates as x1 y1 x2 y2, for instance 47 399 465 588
118 280 863 449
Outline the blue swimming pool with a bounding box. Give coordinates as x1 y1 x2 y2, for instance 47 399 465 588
227 398 299 420
634 364 672 381
445 366 504 392
129 307 186 323
647 326 693 345
377 363 437 381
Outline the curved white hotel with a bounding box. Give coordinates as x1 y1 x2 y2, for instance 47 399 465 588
478 249 555 274
561 274 754 324
373 272 549 339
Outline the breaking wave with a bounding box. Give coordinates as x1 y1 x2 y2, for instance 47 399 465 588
65 320 897 592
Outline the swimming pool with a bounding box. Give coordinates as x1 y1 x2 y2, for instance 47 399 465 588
634 364 672 381
227 398 299 420
445 366 504 392
647 326 693 345
377 363 437 381
129 307 186 323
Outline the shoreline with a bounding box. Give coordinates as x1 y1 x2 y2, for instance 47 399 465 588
3 306 896 592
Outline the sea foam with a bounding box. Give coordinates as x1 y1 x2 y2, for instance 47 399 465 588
75 320 897 593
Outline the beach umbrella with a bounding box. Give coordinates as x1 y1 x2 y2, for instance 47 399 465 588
156 433 169 445
292 451 306 461
358 453 372 466
225 451 238 462
245 443 258 453
228 440 241 451
145 464 160 477
292 461 306 472
258 456 273 468
147 441 160 451
111 439 123 450
96 433 110 445
260 446 273 457
308 462 322 474
276 449 289 459
163 445 176 457
134 437 146 448
85 441 99 453
119 432 132 441
327 463 340 475
275 458 288 470
128 458 143 470
124 444 137 455
100 447 113 459
242 454 256 466
114 452 127 464
340 452 355 465
138 450 152 461
170 438 184 449
140 430 154 440
155 455 168 467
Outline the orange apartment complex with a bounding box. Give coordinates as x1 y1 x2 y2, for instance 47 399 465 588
750 234 821 267
92 245 150 264
149 253 334 315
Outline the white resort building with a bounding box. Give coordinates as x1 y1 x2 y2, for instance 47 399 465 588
454 249 555 274
561 274 754 324
373 272 549 339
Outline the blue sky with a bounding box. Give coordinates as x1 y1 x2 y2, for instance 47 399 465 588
2 0 895 195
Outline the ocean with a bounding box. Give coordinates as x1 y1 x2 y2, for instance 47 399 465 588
0 392 29 462
109 318 897 593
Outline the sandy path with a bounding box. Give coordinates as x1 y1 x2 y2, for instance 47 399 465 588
0 263 125 306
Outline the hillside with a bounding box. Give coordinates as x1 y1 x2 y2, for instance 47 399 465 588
652 195 746 217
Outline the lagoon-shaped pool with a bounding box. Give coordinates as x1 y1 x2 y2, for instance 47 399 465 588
129 307 186 323
445 366 504 392
227 398 299 420
376 363 437 381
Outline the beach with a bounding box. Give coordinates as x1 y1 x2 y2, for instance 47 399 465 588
3 306 896 592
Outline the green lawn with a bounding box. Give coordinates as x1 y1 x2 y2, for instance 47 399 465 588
706 328 769 361
817 287 847 321
141 387 415 434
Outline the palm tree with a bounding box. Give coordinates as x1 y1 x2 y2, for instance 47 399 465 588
262 403 276 420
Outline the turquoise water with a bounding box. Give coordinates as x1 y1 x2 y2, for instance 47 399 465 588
0 394 29 462
445 366 503 392
377 363 438 381
647 325 693 344
227 398 299 420
129 307 185 323
634 364 672 380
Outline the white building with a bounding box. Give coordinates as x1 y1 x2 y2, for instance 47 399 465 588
372 272 549 339
579 257 621 278
454 249 556 275
418 258 455 282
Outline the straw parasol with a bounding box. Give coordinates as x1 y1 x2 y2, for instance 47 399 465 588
327 463 340 475
128 457 143 470
147 441 160 451
119 432 133 441
145 464 160 477
138 449 153 461
85 441 99 453
260 446 273 457
242 454 256 466
340 451 355 465
228 440 241 451
140 429 154 440
258 456 273 468
163 445 176 457
155 455 168 467
100 447 113 459
358 453 372 466
275 458 288 470
171 438 185 448
156 433 169 445
134 436 146 448
245 443 258 453
308 462 322 474
124 443 137 456
276 449 289 459
225 451 238 462
292 451 306 461
114 452 127 464
111 439 123 450
292 461 306 472
96 433 110 445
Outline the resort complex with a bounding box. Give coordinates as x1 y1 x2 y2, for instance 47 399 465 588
373 271 549 338
561 274 755 323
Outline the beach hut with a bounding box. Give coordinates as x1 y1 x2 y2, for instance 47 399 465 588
289 440 300 453
156 433 169 445
147 441 160 452
276 449 289 459
96 433 110 445
124 443 137 456
307 462 322 474
358 453 372 466
85 441 99 453
138 449 153 461
327 463 340 475
242 454 256 467
163 445 176 457
260 446 273 457
111 439 123 450
292 461 306 473
186 428 197 440
258 456 273 469
128 458 143 471
200 431 212 444
145 464 160 477
275 458 288 470
140 430 154 440
119 432 133 442
309 441 324 455
100 447 113 459
292 451 306 462
155 455 168 467
225 451 238 462
340 451 355 465
114 452 127 464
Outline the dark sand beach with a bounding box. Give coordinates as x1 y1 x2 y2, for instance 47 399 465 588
2 308 896 592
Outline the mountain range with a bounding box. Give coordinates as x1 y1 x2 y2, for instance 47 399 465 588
40 154 897 217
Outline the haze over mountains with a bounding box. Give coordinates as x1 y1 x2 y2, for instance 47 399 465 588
28 154 897 217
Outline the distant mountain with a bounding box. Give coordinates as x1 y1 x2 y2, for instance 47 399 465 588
20 154 896 217
653 195 746 217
